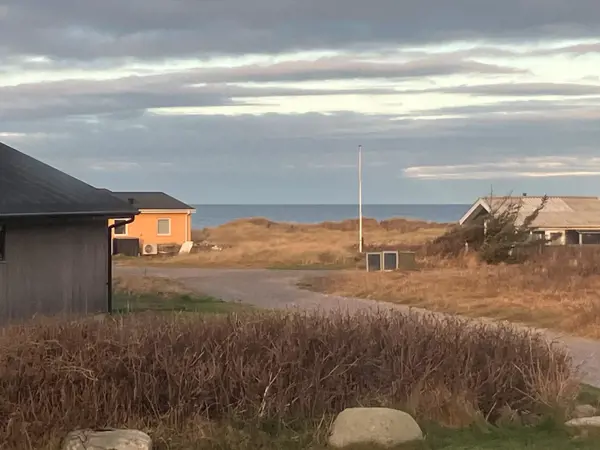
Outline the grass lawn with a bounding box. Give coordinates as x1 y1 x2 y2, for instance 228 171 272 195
414 423 599 450
112 273 252 314
157 420 600 449
112 291 250 314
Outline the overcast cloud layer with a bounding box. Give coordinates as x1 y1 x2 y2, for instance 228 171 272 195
1 1 600 204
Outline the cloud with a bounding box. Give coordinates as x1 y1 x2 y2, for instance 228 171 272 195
404 157 600 180
0 55 528 121
191 56 524 83
416 98 600 118
0 78 397 122
1 1 600 60
424 82 600 97
2 107 599 203
536 42 600 55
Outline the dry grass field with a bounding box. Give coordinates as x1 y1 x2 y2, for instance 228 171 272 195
125 217 448 268
116 217 600 338
304 247 600 338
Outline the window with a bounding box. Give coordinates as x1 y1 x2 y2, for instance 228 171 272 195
531 231 545 241
114 219 128 236
0 225 5 261
157 218 171 236
547 232 563 245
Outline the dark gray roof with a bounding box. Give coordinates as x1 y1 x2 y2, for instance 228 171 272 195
108 191 195 210
0 142 139 218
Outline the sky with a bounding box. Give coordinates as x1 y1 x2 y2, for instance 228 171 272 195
1 1 600 205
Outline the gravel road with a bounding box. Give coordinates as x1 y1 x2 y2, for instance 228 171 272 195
116 266 600 388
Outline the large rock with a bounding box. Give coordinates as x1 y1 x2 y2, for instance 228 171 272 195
565 416 600 428
62 428 152 450
573 404 597 419
328 407 423 448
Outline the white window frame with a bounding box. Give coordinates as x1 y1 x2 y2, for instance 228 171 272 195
157 218 171 236
113 219 129 236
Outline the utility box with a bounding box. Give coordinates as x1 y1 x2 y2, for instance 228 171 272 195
366 250 417 272
366 252 382 272
398 251 417 270
382 251 399 271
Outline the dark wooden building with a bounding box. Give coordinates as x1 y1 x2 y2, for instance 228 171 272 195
0 142 138 322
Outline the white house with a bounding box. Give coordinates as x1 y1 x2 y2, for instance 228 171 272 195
459 195 600 245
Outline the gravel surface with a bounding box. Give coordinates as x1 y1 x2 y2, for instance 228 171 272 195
116 266 600 387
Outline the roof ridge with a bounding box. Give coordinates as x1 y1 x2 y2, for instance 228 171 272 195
480 195 600 199
0 142 138 218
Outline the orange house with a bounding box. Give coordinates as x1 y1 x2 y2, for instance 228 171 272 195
108 192 196 250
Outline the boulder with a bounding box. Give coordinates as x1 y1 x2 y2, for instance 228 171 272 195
62 428 152 450
328 407 423 448
573 404 597 419
565 416 600 428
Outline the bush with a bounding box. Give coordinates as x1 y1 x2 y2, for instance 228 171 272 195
427 195 548 264
0 311 575 448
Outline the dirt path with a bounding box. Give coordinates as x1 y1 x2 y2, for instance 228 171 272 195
116 266 600 387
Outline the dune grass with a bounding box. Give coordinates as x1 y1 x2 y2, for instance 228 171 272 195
303 248 600 338
119 217 448 269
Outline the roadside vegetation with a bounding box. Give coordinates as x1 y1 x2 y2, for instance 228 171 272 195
0 303 590 449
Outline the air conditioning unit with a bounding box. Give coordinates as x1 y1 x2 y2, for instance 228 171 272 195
142 243 158 255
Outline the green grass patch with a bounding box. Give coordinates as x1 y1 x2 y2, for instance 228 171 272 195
156 420 600 449
411 421 596 450
112 292 252 314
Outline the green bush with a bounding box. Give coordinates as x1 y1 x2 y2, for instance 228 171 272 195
427 195 548 264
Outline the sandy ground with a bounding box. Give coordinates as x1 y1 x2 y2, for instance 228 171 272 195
116 266 600 387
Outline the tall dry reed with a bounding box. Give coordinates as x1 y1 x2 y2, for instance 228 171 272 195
0 310 575 448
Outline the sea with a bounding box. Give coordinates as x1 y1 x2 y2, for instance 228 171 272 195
191 204 469 229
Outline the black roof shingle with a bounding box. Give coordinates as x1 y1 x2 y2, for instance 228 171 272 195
108 192 195 210
0 142 139 218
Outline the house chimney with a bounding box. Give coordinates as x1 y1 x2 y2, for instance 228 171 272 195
128 198 135 205
522 193 527 197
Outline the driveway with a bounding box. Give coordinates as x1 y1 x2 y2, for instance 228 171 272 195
116 266 600 388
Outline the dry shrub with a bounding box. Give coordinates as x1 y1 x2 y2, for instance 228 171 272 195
529 245 600 279
0 310 575 448
310 248 600 336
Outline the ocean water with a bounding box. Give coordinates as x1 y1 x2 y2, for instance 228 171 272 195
191 204 469 229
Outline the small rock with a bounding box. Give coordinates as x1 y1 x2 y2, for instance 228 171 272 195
565 416 600 428
62 428 152 450
328 407 423 448
573 404 597 419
